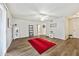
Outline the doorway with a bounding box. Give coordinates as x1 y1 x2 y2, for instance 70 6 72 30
29 25 34 37
37 24 41 36
72 18 79 38
42 24 46 35
37 24 46 36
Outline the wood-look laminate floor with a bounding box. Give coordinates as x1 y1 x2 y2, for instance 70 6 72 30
6 36 79 56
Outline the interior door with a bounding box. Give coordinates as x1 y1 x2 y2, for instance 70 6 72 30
29 25 34 37
42 24 46 35
0 8 2 56
72 18 79 38
37 24 41 36
0 5 6 56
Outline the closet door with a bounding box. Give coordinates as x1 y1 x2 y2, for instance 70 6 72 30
29 25 34 37
72 18 79 38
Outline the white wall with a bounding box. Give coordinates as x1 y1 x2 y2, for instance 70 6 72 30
55 18 65 40
45 17 66 40
6 9 13 50
13 17 66 40
0 4 13 56
13 18 42 38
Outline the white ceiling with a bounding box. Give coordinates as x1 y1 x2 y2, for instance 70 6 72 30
6 3 79 21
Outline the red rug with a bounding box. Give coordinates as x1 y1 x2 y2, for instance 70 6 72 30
28 38 56 54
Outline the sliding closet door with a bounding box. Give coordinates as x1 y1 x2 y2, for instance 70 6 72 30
29 25 34 37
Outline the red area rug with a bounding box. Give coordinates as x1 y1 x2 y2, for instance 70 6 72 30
28 38 56 54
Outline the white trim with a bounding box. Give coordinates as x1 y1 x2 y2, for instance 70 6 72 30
3 3 13 18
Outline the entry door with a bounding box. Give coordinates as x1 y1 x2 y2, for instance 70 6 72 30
29 25 34 37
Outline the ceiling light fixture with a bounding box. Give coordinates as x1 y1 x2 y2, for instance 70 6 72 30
40 16 48 21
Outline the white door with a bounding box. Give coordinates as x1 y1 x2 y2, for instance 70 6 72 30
0 5 6 56
72 18 79 38
37 24 41 36
42 24 46 35
37 24 46 36
13 26 19 39
0 8 2 56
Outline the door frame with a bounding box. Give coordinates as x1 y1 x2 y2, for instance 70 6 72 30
28 25 34 37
